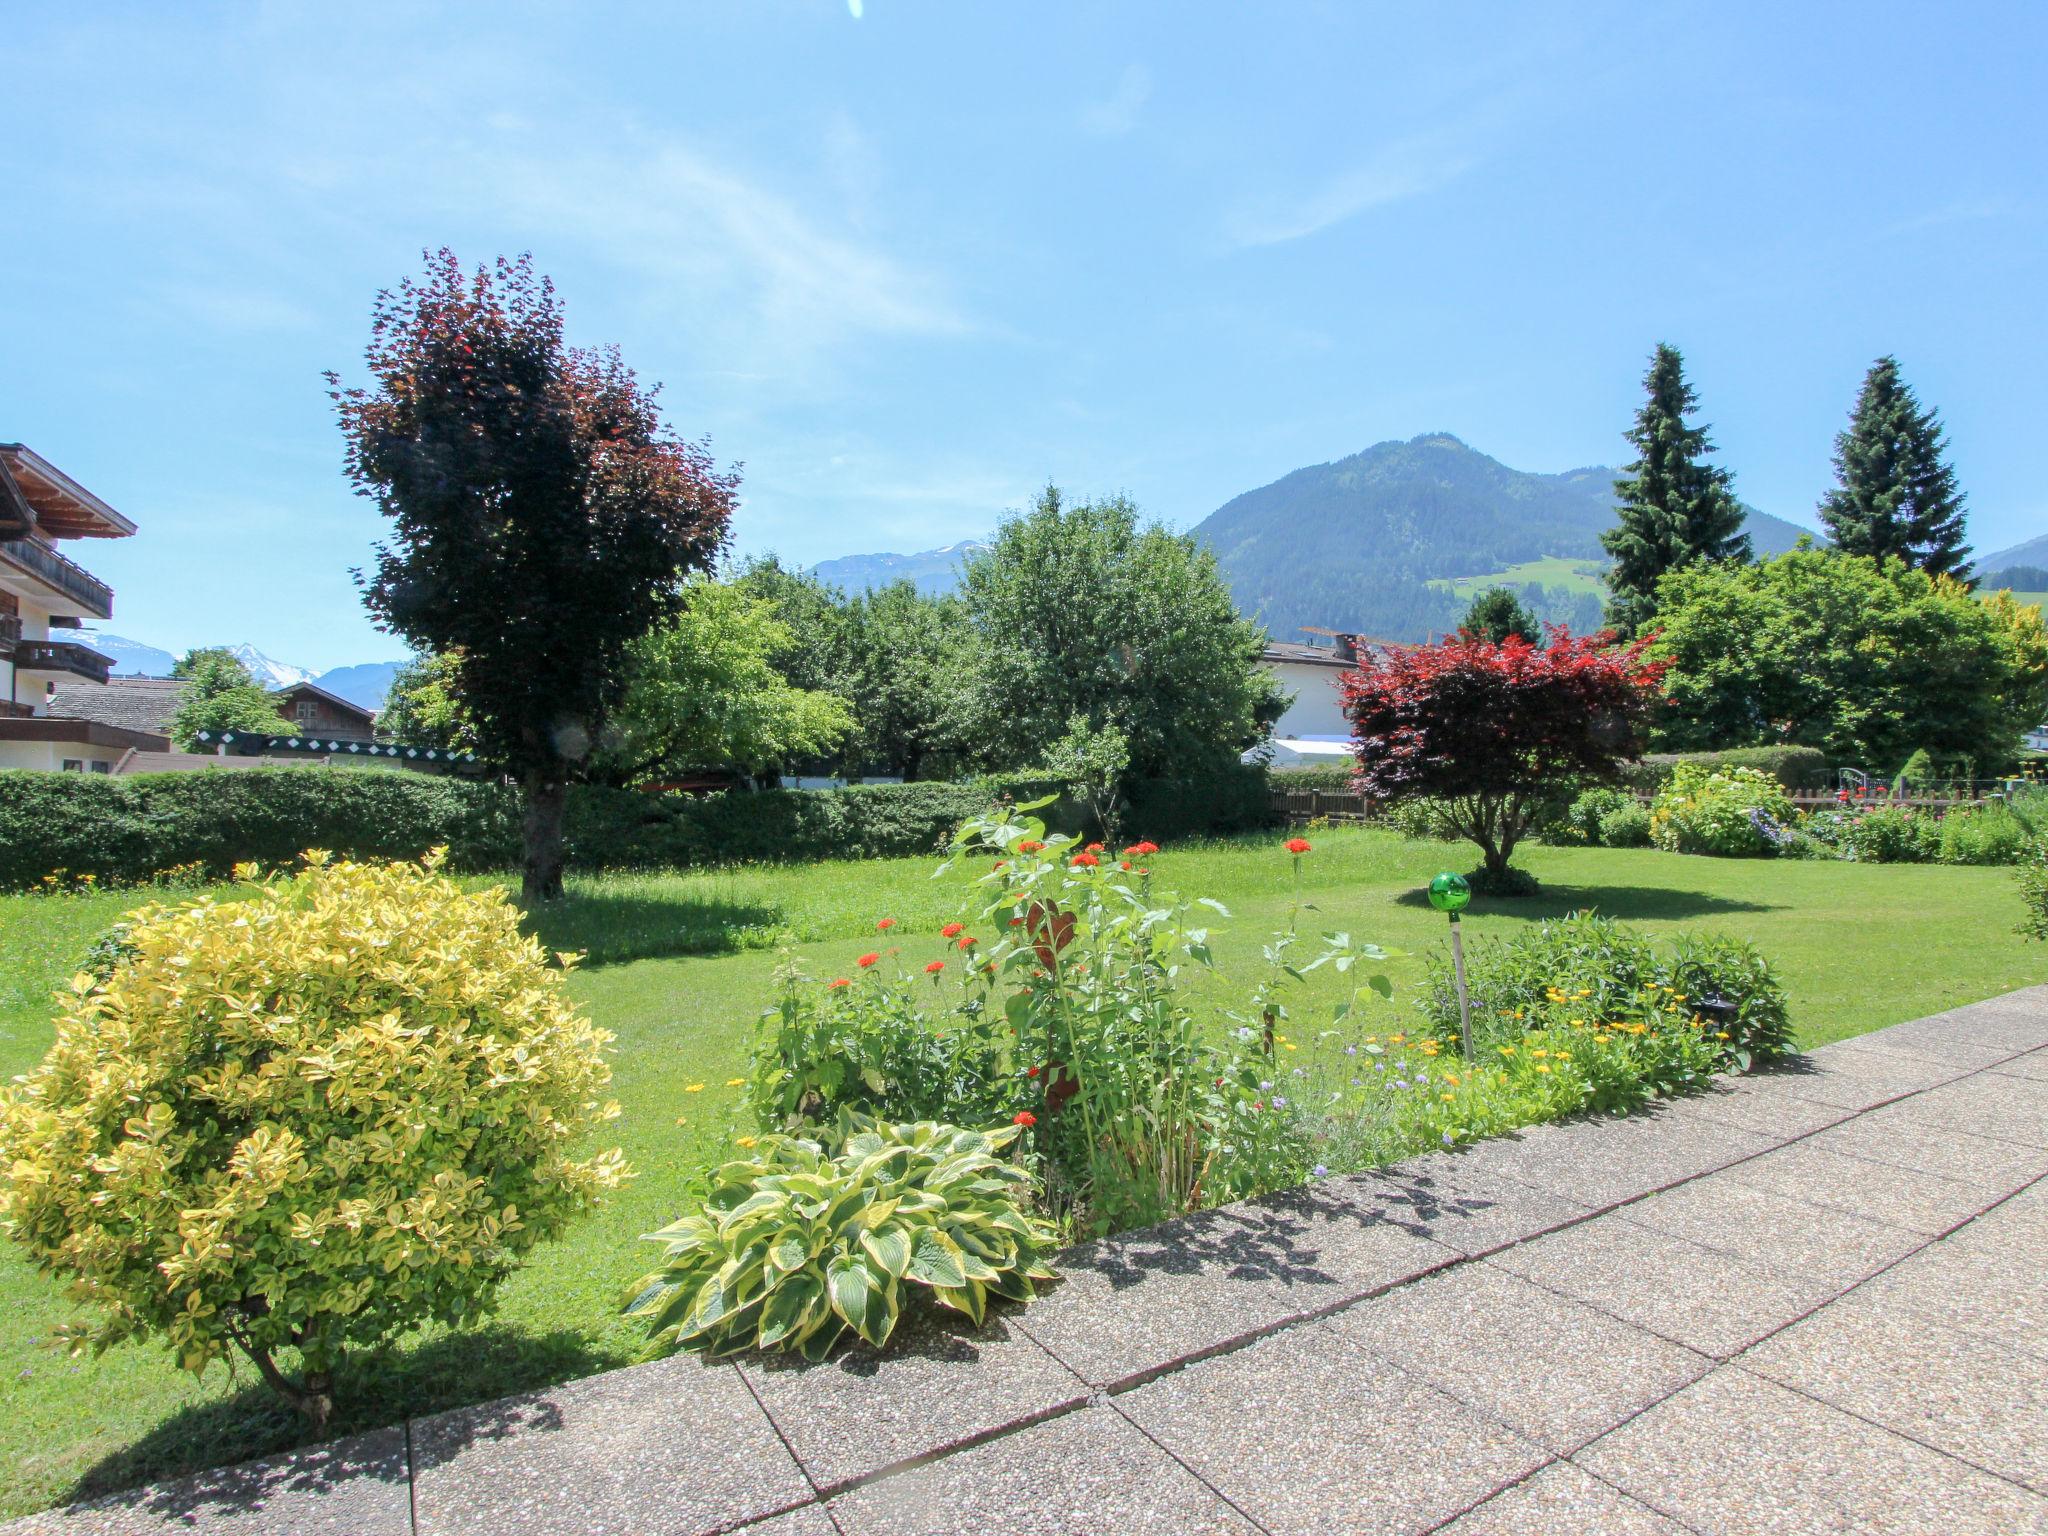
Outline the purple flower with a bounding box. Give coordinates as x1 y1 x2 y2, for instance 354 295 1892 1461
1312 1163 1330 1178
1272 1094 1289 1109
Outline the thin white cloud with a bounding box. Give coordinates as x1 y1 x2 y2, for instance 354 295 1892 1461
1226 129 1476 247
1080 64 1152 137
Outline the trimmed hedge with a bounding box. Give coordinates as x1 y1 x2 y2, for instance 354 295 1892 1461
1621 747 1831 793
0 764 1277 890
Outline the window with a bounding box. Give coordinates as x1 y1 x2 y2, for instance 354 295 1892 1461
297 702 317 723
60 758 84 772
89 761 111 774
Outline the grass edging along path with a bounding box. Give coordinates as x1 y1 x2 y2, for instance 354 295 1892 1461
0 826 2038 1520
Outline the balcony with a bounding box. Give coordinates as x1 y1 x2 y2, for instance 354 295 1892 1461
0 612 19 657
0 536 114 619
14 638 113 685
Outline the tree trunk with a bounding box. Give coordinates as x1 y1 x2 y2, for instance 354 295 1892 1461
522 772 569 904
240 1340 337 1430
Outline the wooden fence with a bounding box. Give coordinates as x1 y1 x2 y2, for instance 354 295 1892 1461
1269 785 1989 826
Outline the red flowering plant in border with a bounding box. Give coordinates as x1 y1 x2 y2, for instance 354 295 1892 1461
1340 628 1667 892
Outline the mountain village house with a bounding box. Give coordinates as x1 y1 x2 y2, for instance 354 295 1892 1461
1258 629 1377 768
0 445 162 771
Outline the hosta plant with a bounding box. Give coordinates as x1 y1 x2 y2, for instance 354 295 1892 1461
625 1116 1058 1360
0 850 625 1427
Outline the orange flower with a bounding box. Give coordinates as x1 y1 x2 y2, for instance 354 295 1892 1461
1013 1110 1037 1127
924 959 946 974
1122 840 1160 856
957 934 977 948
876 917 896 931
941 922 964 938
1071 852 1101 867
1018 839 1045 853
1285 837 1312 855
857 952 880 968
828 978 851 989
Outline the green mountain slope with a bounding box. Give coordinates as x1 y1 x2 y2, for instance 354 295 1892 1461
1980 533 2048 574
1194 433 1815 641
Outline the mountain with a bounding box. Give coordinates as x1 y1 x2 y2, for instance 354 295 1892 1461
78 632 177 676
313 660 406 711
1192 434 1818 642
225 643 316 689
811 541 987 596
1980 533 2048 574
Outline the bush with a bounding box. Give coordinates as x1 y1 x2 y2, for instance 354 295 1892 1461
625 1116 1058 1359
1939 796 2044 866
2018 844 2048 941
1620 747 1830 794
1597 804 1653 848
1123 762 1276 842
1838 804 1941 864
1649 764 1794 857
1268 763 1359 793
1419 912 1793 1075
0 851 625 1424
1378 796 1464 842
1559 787 1636 846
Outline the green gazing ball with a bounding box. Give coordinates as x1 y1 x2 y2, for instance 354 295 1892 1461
1427 871 1471 914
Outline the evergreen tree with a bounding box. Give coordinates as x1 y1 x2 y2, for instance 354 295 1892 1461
1602 344 1751 636
1460 585 1540 645
1818 356 1973 581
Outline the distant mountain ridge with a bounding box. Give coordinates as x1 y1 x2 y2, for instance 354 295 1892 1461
1191 434 1817 641
1981 533 2048 574
810 541 987 596
80 633 405 710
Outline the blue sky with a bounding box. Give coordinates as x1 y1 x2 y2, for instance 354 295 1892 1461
4 2 2044 671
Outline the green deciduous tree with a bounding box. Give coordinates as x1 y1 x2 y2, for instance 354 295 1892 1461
377 651 477 752
1602 344 1751 636
330 250 736 902
1649 548 2046 768
1818 356 1973 580
960 487 1274 782
1459 585 1541 645
166 648 282 749
604 577 855 784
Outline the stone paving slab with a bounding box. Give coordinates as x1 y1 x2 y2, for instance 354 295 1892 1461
824 1405 1259 1535
14 986 2048 1536
1322 1262 1712 1453
738 1310 1088 1492
0 1430 412 1536
409 1353 812 1536
1741 1288 2048 1493
1434 1461 1690 1535
1116 1324 1551 1536
1574 1367 2048 1535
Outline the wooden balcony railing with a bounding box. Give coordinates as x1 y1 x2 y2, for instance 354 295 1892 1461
0 536 114 618
14 639 113 685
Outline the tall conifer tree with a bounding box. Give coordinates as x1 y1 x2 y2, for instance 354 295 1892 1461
1602 344 1750 636
1818 356 1973 581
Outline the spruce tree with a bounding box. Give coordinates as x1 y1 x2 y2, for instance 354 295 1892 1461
1818 356 1973 581
1460 585 1539 645
1602 344 1751 636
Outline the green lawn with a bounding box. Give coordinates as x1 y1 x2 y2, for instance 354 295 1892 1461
1432 556 1609 599
0 828 2039 1518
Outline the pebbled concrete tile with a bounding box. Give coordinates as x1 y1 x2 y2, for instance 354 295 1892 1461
1311 1157 1596 1257
1486 1216 1836 1357
1433 1461 1690 1535
1438 1112 1775 1209
1614 1174 1924 1282
0 1429 411 1536
1576 1368 2048 1535
1859 1222 2048 1362
1118 1322 1549 1536
1992 1047 2048 1083
1324 1262 1710 1453
1803 1113 2048 1195
1666 1071 1859 1139
1014 1196 1458 1389
1777 1042 1975 1109
825 1405 1258 1535
1885 1072 2048 1149
1830 1025 2019 1071
1742 1291 2048 1493
410 1353 811 1536
739 1309 1087 1491
1721 1141 1995 1234
734 1508 839 1535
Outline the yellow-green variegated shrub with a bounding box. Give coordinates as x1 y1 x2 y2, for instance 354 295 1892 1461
0 850 625 1423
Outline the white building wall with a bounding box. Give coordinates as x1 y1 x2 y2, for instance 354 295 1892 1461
1266 659 1352 739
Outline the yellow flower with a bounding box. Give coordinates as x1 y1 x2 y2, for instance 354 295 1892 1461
1535 1064 1552 1074
725 1077 746 1087
735 1136 758 1148
685 1083 705 1093
1445 1073 1460 1085
1440 1092 1455 1102
673 1115 689 1126
1498 1045 1517 1056
1716 1031 1732 1040
1282 1042 1297 1051
1554 1053 1571 1062
1530 1049 1548 1058
1569 1019 1584 1027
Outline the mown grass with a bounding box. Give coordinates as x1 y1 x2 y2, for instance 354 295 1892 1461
0 827 2039 1517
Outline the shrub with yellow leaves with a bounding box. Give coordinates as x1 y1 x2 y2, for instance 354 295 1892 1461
0 849 626 1427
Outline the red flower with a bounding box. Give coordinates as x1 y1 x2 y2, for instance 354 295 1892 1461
1084 841 1106 853
857 952 880 968
1286 837 1313 855
1026 1065 1042 1078
1120 859 1132 870
1018 839 1045 853
924 960 946 974
1123 840 1160 856
1071 852 1101 867
876 917 896 931
941 922 965 938
1013 1111 1037 1127
957 934 977 948
828 978 851 989
1009 915 1023 926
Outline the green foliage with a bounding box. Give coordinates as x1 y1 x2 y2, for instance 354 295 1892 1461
1938 795 2045 866
624 1116 1058 1358
1598 804 1653 848
1558 787 1636 845
165 649 281 749
1419 912 1793 1075
1269 763 1360 793
1649 764 1793 857
961 486 1272 782
1123 763 1277 842
1895 747 1936 792
1044 713 1131 843
377 651 477 752
1818 356 1972 579
1649 548 2048 766
607 577 856 783
2016 843 2048 940
1619 747 1832 793
0 853 625 1421
1603 344 1751 636
1378 796 1464 841
1460 585 1540 644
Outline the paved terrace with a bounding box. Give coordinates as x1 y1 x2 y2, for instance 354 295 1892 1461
10 990 2048 1536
